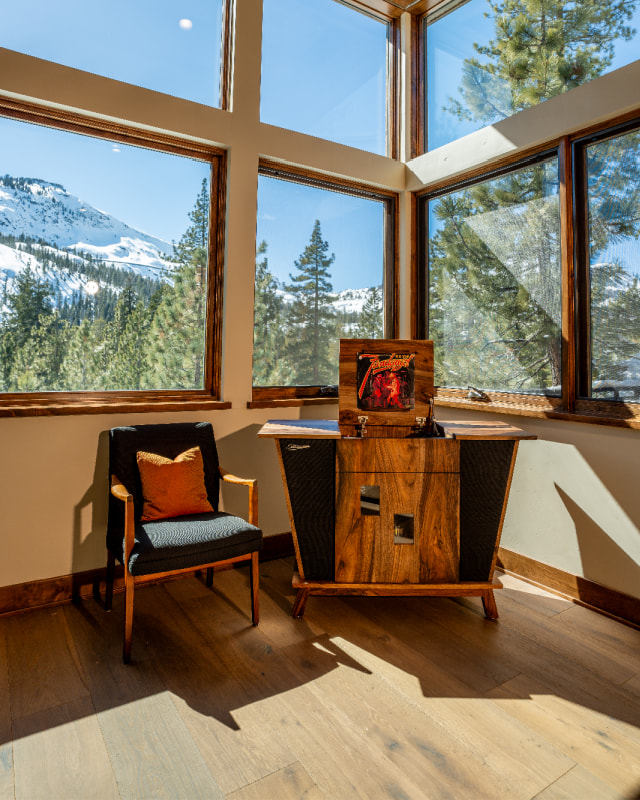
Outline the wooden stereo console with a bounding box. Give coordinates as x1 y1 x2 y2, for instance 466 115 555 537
258 340 536 619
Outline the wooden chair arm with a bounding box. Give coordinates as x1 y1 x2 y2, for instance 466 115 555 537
219 467 258 527
110 474 136 568
111 474 132 502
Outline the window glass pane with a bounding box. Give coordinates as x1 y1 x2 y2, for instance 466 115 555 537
1 0 224 107
0 115 213 393
261 0 388 154
586 127 640 403
427 157 562 395
427 0 640 151
254 174 386 386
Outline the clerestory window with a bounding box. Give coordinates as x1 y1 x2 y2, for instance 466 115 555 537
1 0 229 108
423 0 640 153
260 0 395 156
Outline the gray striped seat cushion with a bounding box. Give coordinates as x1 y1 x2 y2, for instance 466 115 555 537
125 512 262 576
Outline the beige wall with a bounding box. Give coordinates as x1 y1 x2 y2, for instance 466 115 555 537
0 1 639 600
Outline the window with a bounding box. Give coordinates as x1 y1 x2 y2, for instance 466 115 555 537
418 114 640 427
424 0 640 152
576 122 640 407
260 0 393 155
1 0 228 108
252 164 396 399
0 104 225 410
421 154 562 398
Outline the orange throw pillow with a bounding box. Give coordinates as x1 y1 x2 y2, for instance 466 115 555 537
136 446 214 521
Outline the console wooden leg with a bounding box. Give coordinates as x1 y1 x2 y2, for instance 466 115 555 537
482 589 499 620
292 588 310 619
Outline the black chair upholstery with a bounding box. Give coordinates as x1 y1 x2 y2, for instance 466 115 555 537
106 422 262 662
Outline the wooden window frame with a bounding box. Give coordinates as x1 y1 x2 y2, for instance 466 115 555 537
415 112 640 430
250 161 399 408
0 100 229 418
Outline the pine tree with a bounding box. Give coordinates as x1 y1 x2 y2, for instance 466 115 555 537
59 318 106 390
429 162 563 392
145 180 210 389
356 285 384 339
252 241 290 385
284 220 336 385
0 266 55 390
448 0 636 125
103 286 152 390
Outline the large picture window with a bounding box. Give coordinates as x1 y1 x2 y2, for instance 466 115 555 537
1 0 227 108
425 0 640 152
422 155 562 397
419 114 640 426
253 165 396 397
260 0 392 155
0 106 224 407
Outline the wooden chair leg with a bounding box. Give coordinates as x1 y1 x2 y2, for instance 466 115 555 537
292 588 310 619
206 567 214 587
482 589 499 620
250 551 260 625
123 572 135 663
105 550 115 612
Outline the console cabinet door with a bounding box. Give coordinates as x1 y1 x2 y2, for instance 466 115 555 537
334 440 460 584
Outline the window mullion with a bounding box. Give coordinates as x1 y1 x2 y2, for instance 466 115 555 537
559 136 576 413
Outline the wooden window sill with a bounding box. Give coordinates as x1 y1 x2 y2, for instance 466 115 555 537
0 397 232 418
435 396 640 431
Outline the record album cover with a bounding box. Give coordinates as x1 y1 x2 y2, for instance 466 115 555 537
356 352 416 411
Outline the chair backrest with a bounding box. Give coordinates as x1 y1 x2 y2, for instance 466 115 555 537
107 422 221 544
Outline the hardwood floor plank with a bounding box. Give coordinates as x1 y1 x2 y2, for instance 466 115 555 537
280 595 479 701
214 561 325 648
131 580 296 796
6 607 90 720
62 593 225 800
225 762 325 800
349 593 522 694
553 602 640 667
97 691 224 800
490 587 639 685
12 696 119 800
163 576 430 799
487 673 640 795
368 588 640 730
300 649 573 800
496 571 574 617
533 764 624 800
256 680 433 800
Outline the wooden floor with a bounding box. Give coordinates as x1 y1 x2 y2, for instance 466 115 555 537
0 558 639 800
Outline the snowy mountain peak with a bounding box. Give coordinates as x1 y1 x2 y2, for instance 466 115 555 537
0 175 172 267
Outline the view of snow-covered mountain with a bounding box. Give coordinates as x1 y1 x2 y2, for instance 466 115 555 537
0 175 174 316
0 175 376 318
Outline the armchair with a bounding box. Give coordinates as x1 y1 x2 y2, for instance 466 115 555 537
106 422 263 662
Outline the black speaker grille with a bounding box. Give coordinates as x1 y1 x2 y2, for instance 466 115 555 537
280 439 336 580
459 439 515 581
